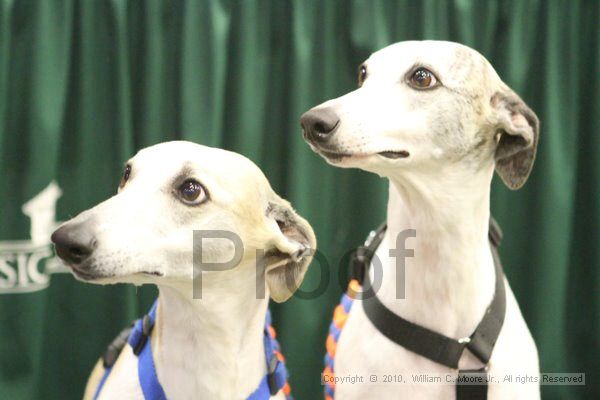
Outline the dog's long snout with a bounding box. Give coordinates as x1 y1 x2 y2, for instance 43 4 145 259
51 222 97 265
300 108 340 143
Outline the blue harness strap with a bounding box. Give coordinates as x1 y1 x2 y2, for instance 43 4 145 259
247 310 291 400
129 301 167 400
94 302 291 400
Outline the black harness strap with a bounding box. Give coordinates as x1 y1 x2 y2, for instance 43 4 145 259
353 218 506 400
102 325 133 369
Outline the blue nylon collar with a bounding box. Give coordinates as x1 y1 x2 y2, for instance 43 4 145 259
94 300 289 400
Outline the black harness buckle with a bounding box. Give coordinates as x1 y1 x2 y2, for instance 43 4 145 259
132 315 152 356
350 224 387 283
102 325 133 369
267 354 280 395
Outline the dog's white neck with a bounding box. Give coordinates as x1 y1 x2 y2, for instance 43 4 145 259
376 164 496 339
152 266 269 400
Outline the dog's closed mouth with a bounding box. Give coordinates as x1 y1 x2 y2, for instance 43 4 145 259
72 269 98 280
69 265 104 281
320 150 352 162
320 149 410 162
378 150 410 159
141 271 164 277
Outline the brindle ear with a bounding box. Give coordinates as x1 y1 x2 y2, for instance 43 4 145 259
491 90 540 190
264 201 316 302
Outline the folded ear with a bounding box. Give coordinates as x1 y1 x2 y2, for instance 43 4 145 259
263 200 316 302
491 90 540 190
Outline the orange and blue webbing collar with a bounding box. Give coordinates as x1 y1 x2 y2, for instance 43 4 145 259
94 301 292 400
323 281 359 400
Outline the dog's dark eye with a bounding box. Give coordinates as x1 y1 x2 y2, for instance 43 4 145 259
178 179 207 205
358 65 367 87
409 67 438 89
119 165 131 188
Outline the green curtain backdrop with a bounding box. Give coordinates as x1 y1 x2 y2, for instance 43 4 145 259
0 0 597 399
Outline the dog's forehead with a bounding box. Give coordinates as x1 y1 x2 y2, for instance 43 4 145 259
366 40 490 84
130 141 269 189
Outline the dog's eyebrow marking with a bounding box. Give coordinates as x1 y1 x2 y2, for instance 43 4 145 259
170 163 196 187
168 163 211 206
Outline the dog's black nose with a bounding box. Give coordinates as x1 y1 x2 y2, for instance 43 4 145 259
51 222 96 265
300 108 340 143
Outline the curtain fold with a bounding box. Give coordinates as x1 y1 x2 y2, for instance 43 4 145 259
0 1 597 399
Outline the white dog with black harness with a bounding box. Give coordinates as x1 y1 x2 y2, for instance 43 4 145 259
51 141 316 400
301 41 540 399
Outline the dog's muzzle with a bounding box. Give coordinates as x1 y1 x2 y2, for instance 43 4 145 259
300 107 340 144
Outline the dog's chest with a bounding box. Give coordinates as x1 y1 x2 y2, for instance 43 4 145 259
332 282 540 399
95 343 284 400
95 347 144 399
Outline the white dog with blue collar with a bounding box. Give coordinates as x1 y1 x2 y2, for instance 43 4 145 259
51 141 316 400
